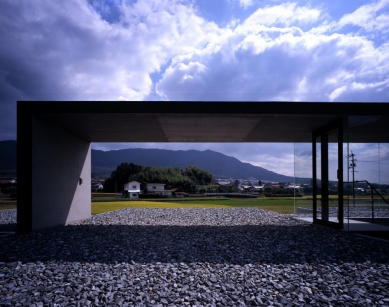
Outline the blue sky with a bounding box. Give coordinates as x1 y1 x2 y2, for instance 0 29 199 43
0 0 388 178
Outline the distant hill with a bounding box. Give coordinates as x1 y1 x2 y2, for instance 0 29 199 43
0 140 16 173
92 148 296 182
0 140 299 182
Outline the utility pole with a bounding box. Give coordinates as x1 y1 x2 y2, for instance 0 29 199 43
349 151 357 207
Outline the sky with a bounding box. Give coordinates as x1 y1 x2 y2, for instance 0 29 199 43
0 0 388 179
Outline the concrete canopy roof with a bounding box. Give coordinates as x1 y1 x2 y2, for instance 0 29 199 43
18 101 389 143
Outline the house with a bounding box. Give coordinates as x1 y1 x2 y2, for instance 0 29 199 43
242 185 254 192
146 183 172 197
91 181 104 192
171 187 186 198
123 181 141 198
284 184 304 195
252 185 265 193
0 177 17 198
217 180 231 185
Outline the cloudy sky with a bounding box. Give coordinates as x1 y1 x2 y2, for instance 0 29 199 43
0 0 388 179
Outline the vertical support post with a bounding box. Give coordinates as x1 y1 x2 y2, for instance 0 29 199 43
17 102 91 232
371 188 375 223
17 102 33 233
337 119 344 228
312 118 344 229
321 133 329 222
312 134 317 222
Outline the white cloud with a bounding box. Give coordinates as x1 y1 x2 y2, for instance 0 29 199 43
0 0 220 103
239 0 253 9
329 85 347 101
1 0 389 176
1 0 388 114
243 153 295 177
337 0 389 33
242 2 321 27
347 143 389 184
156 2 389 102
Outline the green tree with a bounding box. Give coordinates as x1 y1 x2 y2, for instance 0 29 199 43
185 165 213 185
105 163 213 193
104 162 142 192
129 166 197 193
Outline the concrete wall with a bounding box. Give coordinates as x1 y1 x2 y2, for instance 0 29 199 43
124 181 140 190
147 184 165 191
31 117 91 230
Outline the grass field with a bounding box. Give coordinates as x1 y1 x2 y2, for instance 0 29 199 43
91 198 298 215
0 204 16 210
0 195 17 210
7 194 385 216
0 195 305 214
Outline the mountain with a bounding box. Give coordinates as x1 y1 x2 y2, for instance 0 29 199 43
0 141 297 182
92 148 296 182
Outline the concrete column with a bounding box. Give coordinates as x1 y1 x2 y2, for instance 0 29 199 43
18 113 91 232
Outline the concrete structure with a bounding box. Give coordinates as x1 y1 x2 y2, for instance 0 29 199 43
18 113 91 231
123 181 141 199
17 101 389 233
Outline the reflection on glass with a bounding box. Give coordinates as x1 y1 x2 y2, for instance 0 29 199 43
346 143 389 224
293 143 312 218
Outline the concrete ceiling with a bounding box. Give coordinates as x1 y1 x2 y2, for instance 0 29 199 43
19 101 389 143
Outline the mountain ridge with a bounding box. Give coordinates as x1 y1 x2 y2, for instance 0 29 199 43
91 147 295 182
0 141 297 182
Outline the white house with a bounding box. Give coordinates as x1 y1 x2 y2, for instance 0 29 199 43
146 183 172 197
123 181 141 199
91 181 104 192
284 184 304 195
253 185 265 192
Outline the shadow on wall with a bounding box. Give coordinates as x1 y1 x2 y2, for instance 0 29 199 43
28 116 91 231
1 224 388 265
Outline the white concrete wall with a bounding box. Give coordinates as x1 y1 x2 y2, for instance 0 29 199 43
147 184 165 191
124 181 140 190
31 117 91 230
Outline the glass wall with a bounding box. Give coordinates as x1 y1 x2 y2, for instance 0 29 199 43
345 142 389 227
293 142 312 219
346 116 389 228
294 115 389 229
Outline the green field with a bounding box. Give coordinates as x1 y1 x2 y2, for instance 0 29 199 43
0 204 16 210
6 194 386 215
92 197 298 215
0 195 304 214
0 195 16 210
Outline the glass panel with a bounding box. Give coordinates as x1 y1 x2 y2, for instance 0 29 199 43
377 144 389 224
328 131 339 223
347 115 389 228
316 135 322 221
314 124 342 228
293 143 312 219
346 143 389 225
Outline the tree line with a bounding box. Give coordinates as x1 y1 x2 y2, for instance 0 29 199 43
104 163 213 193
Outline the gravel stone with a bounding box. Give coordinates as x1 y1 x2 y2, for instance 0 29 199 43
1 208 389 306
0 209 16 232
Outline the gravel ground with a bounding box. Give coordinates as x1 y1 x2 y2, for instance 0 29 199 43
1 208 389 306
0 209 16 232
